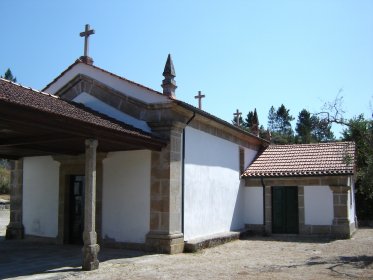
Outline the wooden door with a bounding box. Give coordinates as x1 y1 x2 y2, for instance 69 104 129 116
272 186 298 234
69 175 85 244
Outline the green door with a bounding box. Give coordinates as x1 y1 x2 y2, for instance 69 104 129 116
272 186 298 234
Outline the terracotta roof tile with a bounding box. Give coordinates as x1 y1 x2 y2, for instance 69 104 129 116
0 78 162 141
242 142 355 178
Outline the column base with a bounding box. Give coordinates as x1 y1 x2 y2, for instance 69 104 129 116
82 244 100 271
332 218 351 239
146 232 184 254
6 224 24 240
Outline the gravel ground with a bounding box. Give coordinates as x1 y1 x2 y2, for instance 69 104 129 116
66 229 373 280
1 210 372 279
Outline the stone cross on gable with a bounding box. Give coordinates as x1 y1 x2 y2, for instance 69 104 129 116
79 24 95 64
233 109 242 126
194 91 205 109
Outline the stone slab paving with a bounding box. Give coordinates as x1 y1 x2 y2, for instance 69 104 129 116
0 210 152 279
0 239 150 279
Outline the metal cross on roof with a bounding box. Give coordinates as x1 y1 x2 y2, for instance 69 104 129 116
80 24 95 58
194 90 205 109
233 109 242 126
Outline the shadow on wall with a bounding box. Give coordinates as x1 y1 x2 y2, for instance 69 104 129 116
230 181 245 231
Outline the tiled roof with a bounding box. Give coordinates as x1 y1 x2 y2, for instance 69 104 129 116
0 78 162 141
242 142 355 178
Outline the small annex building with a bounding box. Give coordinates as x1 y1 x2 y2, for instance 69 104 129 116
242 142 356 238
1 50 356 270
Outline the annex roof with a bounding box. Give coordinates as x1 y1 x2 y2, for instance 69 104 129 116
242 142 355 178
0 78 165 158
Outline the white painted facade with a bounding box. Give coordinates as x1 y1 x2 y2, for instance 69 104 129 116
44 63 170 104
183 126 257 240
102 150 151 243
348 178 356 224
73 92 151 132
304 186 334 225
22 156 60 237
243 187 263 225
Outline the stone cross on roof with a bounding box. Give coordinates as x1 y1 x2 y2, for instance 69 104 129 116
79 24 95 65
233 109 242 126
194 91 205 109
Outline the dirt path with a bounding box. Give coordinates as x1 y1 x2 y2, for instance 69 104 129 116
65 229 373 280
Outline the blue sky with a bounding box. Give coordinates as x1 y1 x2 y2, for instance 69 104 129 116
1 1 372 137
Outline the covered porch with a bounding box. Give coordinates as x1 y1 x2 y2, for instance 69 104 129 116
0 79 165 270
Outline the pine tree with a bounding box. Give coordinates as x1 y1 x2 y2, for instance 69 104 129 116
245 111 254 129
310 115 334 142
296 109 312 143
232 114 245 128
267 106 276 131
2 68 17 82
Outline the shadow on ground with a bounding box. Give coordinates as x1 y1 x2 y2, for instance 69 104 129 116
0 239 150 279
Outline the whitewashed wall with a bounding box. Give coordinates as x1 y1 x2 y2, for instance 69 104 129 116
304 186 334 225
244 187 263 224
44 63 169 104
183 126 257 240
348 177 356 224
102 150 151 243
23 156 60 237
73 92 151 132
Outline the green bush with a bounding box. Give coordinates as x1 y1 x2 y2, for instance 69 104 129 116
0 166 10 194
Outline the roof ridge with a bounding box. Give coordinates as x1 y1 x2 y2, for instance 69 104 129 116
42 59 167 98
0 78 59 99
270 141 354 148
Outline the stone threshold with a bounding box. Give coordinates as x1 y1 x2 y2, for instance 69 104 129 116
184 229 247 253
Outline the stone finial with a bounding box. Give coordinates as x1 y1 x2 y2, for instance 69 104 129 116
161 54 177 99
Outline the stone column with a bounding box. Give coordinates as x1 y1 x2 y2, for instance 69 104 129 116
298 186 307 234
146 122 184 254
82 139 100 271
264 185 272 234
6 159 24 240
330 186 351 238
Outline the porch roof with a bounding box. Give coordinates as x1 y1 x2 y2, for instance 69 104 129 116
0 78 166 159
242 141 355 178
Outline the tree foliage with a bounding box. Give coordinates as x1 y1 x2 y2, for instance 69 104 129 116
1 68 17 82
232 114 244 128
267 104 294 144
295 109 312 143
295 109 334 143
318 95 373 219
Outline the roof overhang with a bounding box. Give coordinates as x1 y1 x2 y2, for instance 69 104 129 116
0 98 166 159
244 175 353 187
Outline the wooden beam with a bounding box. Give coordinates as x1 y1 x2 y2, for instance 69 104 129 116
0 135 81 147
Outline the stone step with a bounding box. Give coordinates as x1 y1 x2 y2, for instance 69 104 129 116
184 230 247 253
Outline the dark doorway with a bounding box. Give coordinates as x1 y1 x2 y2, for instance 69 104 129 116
69 175 85 244
272 186 298 234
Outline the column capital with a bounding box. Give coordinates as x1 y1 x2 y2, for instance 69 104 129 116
85 138 98 149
